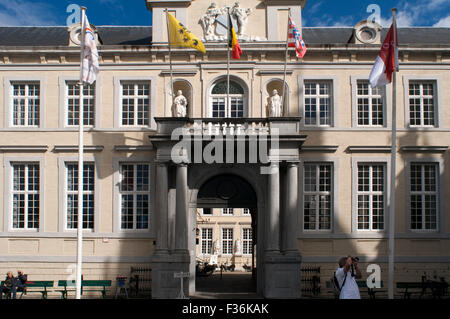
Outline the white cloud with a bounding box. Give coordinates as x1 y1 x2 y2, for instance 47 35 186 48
433 15 450 27
0 0 59 26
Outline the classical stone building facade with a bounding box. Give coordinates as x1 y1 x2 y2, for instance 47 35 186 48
0 0 449 298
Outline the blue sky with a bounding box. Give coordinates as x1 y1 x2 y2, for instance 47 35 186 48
0 0 449 27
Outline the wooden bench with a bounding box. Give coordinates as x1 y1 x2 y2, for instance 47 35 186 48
396 281 448 299
57 279 111 299
325 280 385 299
21 281 54 299
1 280 53 299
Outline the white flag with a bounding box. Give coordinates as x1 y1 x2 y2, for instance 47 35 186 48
81 14 99 84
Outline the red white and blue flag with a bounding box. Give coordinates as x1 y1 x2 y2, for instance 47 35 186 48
288 16 307 59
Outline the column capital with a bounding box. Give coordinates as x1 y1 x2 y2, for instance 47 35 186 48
286 161 300 167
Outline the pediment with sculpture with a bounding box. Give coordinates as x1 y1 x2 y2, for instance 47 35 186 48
199 2 264 42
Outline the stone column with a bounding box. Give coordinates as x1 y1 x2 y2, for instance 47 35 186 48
284 162 299 252
175 163 188 252
155 162 169 252
266 162 280 252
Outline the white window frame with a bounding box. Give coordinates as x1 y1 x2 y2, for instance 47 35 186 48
113 76 156 130
242 208 250 215
221 228 234 255
4 77 46 129
242 227 252 256
351 76 391 128
222 208 234 215
402 76 442 129
118 163 151 231
299 158 339 235
200 227 213 255
3 157 45 233
302 163 333 231
112 157 155 235
405 158 444 233
58 156 99 233
351 157 390 234
298 76 338 128
207 77 249 118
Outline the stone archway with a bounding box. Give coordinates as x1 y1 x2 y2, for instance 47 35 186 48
187 166 266 296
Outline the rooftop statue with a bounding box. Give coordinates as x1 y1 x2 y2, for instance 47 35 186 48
230 2 252 36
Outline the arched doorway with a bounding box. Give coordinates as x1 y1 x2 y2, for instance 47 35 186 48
188 167 266 297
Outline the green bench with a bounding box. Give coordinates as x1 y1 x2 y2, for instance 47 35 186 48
57 279 111 299
21 281 54 299
396 281 447 299
1 280 53 299
325 280 385 299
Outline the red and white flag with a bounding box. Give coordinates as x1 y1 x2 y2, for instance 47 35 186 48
288 16 307 59
369 24 398 88
81 13 99 84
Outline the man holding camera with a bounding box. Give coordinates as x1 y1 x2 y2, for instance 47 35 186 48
335 256 362 299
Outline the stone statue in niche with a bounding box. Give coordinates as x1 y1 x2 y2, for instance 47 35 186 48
172 90 188 117
213 239 221 255
230 2 252 36
234 238 242 255
268 89 282 117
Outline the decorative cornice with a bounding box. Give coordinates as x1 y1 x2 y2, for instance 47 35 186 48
300 146 338 152
159 69 197 76
114 145 154 152
346 146 391 153
400 146 448 153
257 70 293 76
0 145 48 152
52 145 104 153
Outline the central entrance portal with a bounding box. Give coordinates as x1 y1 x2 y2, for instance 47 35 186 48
192 174 258 297
150 117 306 299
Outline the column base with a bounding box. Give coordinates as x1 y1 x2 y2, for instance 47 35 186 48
263 251 302 299
151 251 191 299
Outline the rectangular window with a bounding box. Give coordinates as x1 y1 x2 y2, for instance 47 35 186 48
11 82 40 127
408 81 436 127
222 228 233 255
304 81 332 126
11 163 39 229
119 163 150 230
356 81 384 126
66 82 95 126
222 208 233 215
212 98 226 118
357 164 385 230
66 163 95 230
121 82 150 126
201 208 212 215
242 228 252 255
303 163 332 230
243 208 250 215
201 228 213 254
410 163 438 230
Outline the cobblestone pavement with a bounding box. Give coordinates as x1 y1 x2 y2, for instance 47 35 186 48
191 271 261 299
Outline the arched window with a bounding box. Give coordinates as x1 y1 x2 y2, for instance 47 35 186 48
209 80 245 118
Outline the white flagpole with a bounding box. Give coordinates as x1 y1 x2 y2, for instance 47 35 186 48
388 7 398 300
281 9 291 117
76 6 87 300
227 7 231 116
165 9 175 112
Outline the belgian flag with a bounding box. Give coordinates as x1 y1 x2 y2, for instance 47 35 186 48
228 14 242 59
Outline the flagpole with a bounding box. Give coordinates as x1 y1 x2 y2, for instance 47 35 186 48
227 6 231 116
165 9 175 112
388 7 398 300
281 9 291 117
76 6 87 300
